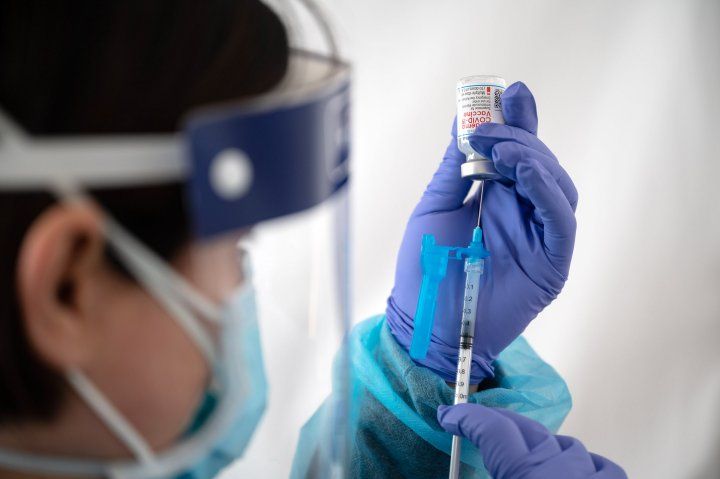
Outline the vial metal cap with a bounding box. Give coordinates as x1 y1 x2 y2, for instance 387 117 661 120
460 159 504 180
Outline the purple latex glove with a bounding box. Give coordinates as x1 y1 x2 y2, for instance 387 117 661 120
386 82 578 382
438 404 627 479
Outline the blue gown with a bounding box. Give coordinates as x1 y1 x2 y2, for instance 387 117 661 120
291 315 572 478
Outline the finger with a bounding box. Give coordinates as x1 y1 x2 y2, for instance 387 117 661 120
413 117 473 216
490 410 567 476
438 404 530 476
530 436 597 477
469 123 552 169
492 409 554 450
589 453 628 479
491 142 577 276
502 82 538 135
488 140 577 211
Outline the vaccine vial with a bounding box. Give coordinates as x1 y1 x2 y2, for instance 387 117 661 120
456 75 507 180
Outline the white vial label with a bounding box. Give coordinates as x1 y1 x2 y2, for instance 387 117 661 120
456 82 506 140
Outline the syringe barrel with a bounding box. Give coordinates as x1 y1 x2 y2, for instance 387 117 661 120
459 258 483 340
452 257 484 405
456 75 507 180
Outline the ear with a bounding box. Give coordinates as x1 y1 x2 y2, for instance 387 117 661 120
17 201 106 370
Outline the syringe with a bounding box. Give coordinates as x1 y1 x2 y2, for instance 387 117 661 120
448 181 485 479
448 75 506 476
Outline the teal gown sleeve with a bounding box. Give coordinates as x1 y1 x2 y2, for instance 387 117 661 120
290 315 572 479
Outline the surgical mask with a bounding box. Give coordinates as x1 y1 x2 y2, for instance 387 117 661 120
0 209 267 479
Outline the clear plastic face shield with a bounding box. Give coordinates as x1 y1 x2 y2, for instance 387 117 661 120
0 1 351 478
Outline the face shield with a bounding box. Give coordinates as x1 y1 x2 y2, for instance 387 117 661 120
0 2 351 477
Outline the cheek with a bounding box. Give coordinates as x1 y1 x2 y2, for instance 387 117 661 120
88 289 210 449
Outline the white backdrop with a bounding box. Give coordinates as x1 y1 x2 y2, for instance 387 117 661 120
337 1 720 478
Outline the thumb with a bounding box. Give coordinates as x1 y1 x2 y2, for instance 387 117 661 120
502 82 538 135
413 118 473 217
437 404 530 477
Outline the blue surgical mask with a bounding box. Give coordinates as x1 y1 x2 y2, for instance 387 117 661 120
171 282 268 479
0 216 267 479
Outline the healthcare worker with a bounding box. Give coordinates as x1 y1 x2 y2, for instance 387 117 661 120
292 79 626 478
0 2 624 479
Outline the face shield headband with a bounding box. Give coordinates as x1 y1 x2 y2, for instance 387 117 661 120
0 50 351 239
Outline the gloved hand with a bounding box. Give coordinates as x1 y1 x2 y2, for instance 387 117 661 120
386 82 578 382
437 404 627 479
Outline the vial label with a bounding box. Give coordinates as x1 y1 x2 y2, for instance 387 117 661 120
456 83 506 139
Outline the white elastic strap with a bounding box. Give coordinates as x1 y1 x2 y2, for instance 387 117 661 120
0 108 186 189
0 449 105 477
66 369 157 467
0 107 28 145
103 217 220 364
296 0 339 59
55 185 220 322
103 217 222 323
54 185 221 364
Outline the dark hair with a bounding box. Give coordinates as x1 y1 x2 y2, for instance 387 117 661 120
0 0 289 424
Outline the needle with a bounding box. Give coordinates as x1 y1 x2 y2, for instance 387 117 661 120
476 180 485 227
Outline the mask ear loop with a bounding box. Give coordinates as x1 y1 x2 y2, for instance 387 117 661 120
54 185 228 466
56 185 223 361
103 218 220 360
65 370 160 469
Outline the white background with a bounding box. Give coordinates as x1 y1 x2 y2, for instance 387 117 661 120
340 1 720 478
231 1 720 477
